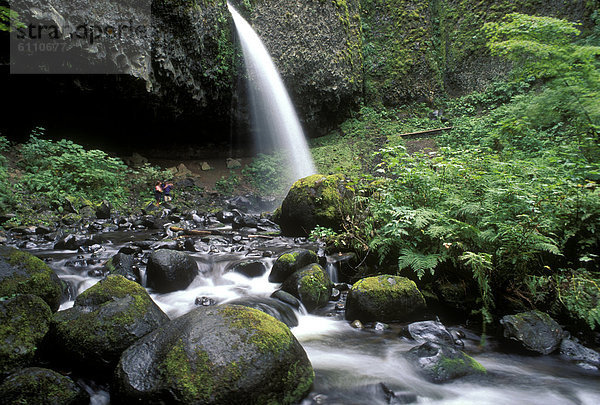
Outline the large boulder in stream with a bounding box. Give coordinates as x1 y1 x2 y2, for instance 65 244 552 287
345 275 426 323
226 296 298 327
406 342 486 383
228 260 268 278
0 246 64 311
113 304 314 404
269 249 319 283
281 263 332 312
0 294 53 377
275 174 352 236
104 252 140 283
49 275 169 371
500 310 564 355
146 249 199 293
407 320 456 346
0 367 89 405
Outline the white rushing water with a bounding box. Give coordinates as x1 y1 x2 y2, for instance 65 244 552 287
227 2 316 181
37 234 600 405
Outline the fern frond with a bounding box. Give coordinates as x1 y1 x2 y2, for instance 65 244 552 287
398 249 443 279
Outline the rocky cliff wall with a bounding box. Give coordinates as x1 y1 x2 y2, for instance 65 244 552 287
3 0 598 145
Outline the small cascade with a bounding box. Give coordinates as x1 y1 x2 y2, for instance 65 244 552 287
227 2 316 182
326 261 339 284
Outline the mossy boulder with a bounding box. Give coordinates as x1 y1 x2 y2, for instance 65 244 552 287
146 249 199 293
276 174 352 236
0 294 52 377
0 367 89 404
281 263 332 312
406 342 486 383
49 275 169 372
113 305 314 404
345 275 426 322
0 246 63 311
500 310 564 355
269 249 319 283
226 296 298 328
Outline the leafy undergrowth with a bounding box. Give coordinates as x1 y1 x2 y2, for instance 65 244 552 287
310 14 600 332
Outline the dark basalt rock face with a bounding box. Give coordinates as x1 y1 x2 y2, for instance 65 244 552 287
247 0 363 135
5 0 363 144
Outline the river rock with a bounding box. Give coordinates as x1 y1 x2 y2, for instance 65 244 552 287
49 275 169 371
146 249 198 293
95 200 112 219
560 338 600 369
345 275 426 323
281 263 332 312
228 260 267 278
54 233 86 250
0 294 52 377
275 174 353 236
0 367 89 405
269 248 319 283
103 253 140 283
226 296 298 327
407 320 456 346
500 310 563 355
406 342 486 383
226 158 242 169
113 305 314 404
0 246 63 311
271 289 303 310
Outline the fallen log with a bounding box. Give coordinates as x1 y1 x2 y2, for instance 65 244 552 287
169 226 213 236
397 127 453 137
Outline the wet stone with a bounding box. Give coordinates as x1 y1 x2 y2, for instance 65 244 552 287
375 322 390 332
195 296 217 306
119 245 143 255
351 320 364 329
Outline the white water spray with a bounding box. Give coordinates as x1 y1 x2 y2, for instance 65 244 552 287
227 2 316 181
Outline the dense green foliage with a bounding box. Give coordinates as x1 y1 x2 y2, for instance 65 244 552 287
18 129 129 204
0 128 172 225
312 13 600 331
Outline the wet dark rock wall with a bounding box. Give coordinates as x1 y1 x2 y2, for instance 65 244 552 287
3 0 598 147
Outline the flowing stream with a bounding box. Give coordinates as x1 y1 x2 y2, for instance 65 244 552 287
228 2 316 181
29 228 600 405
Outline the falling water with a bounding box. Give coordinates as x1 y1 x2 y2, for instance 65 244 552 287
227 2 316 181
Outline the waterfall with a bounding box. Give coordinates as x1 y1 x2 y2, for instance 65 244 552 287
227 2 316 181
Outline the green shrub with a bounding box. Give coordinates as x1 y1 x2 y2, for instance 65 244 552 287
242 153 292 196
215 172 240 195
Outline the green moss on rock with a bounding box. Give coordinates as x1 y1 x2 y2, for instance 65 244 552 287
50 275 169 371
0 367 89 405
277 174 353 236
346 274 426 322
0 294 52 377
114 305 314 404
281 264 332 312
163 341 214 403
269 249 319 283
0 247 63 311
219 305 294 354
